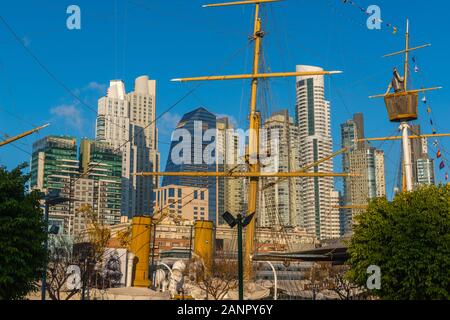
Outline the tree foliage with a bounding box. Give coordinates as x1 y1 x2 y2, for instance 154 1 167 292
0 164 46 300
347 185 450 300
44 205 112 300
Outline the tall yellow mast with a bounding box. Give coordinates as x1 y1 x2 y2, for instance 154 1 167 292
245 0 262 280
178 0 341 279
142 0 343 279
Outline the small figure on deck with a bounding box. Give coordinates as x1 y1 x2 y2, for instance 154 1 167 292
386 67 405 94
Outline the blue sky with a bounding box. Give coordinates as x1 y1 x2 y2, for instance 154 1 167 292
0 0 449 198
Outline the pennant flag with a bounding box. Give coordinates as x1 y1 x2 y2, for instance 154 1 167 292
433 129 437 135
430 119 434 126
412 56 416 63
427 107 431 114
341 0 397 35
433 140 439 148
422 96 427 104
440 161 445 170
446 172 449 181
414 65 420 73
437 150 442 158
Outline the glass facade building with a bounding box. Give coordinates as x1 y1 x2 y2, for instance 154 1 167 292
30 136 124 234
162 107 218 224
80 139 122 225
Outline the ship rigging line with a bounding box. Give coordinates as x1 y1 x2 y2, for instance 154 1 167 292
0 14 137 142
413 58 450 180
409 125 450 179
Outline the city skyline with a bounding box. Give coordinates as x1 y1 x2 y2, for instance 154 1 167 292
0 1 448 303
1 1 450 199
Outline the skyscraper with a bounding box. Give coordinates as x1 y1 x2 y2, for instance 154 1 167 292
216 117 244 224
260 110 301 227
295 65 340 240
96 76 159 217
349 148 386 207
30 136 79 234
30 136 124 235
341 113 366 173
80 139 122 225
341 113 386 234
31 136 79 192
410 124 435 187
340 113 367 234
162 107 218 223
127 76 160 216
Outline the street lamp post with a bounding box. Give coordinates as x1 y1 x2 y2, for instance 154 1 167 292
222 211 255 301
265 261 278 300
236 214 244 300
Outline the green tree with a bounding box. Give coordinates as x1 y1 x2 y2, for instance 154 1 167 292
0 164 46 300
347 185 450 300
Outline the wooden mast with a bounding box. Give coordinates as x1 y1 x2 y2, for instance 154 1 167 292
172 0 342 279
139 0 343 279
369 19 441 192
0 123 50 148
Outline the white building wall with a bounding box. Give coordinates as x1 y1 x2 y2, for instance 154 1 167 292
97 76 159 218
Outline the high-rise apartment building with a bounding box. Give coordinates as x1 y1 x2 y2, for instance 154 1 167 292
349 148 386 205
127 76 160 216
163 107 218 223
30 136 79 192
295 65 340 240
30 136 123 235
341 114 386 234
80 139 122 225
30 136 79 234
96 76 159 218
410 124 435 188
260 110 301 227
340 113 365 234
216 117 244 224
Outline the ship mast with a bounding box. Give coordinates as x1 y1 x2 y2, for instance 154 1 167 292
138 0 343 279
370 19 441 192
174 0 341 278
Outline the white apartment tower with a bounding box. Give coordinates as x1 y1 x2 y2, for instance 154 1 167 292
216 117 244 224
96 76 160 217
349 148 386 225
295 65 340 240
260 110 302 227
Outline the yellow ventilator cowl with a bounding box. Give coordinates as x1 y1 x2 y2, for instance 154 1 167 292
194 220 214 270
130 216 152 287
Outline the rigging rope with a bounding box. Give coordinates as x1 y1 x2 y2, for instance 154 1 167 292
412 55 449 182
